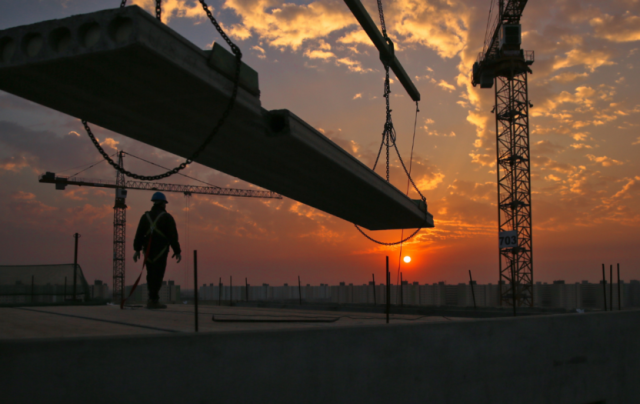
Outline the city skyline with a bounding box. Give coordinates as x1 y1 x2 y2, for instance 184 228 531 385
0 0 639 288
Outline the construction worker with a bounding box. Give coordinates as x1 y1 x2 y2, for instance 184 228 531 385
133 192 181 309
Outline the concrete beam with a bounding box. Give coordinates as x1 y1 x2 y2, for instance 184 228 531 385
342 0 420 102
0 6 433 230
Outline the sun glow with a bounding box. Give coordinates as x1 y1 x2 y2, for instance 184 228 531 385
403 256 411 263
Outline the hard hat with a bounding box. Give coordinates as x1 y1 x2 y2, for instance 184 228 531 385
151 192 168 203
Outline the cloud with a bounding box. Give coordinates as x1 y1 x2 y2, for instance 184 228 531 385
590 12 640 43
553 49 616 73
337 30 373 47
532 140 565 156
353 93 362 100
304 49 336 60
252 45 266 59
586 155 623 167
469 153 494 167
437 80 456 92
336 57 372 73
549 72 590 83
392 0 471 59
416 172 444 190
222 0 356 51
131 0 205 23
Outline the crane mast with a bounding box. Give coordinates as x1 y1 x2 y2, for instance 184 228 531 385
472 0 534 308
113 151 127 304
40 164 281 305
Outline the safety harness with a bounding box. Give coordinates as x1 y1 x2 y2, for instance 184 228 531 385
120 212 168 309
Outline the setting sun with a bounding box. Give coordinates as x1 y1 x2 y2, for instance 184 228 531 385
403 256 411 263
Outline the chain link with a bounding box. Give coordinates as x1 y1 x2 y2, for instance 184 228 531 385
376 0 387 37
85 0 243 181
155 0 161 21
120 0 127 7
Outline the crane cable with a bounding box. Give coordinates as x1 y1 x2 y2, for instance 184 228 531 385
354 0 427 246
82 0 243 181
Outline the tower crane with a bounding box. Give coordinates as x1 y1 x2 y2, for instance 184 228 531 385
39 151 281 303
471 0 535 308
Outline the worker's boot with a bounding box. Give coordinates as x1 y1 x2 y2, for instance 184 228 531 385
146 299 167 309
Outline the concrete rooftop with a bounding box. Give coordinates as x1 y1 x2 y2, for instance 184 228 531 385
0 304 464 340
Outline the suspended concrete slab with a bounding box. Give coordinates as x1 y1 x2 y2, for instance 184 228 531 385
0 6 434 231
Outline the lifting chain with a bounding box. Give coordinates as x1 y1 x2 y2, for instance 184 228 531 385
83 0 243 181
354 0 426 246
155 0 162 21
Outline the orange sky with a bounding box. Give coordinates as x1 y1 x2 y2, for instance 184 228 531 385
1 0 639 289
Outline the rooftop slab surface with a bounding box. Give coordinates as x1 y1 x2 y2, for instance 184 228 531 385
0 6 433 231
0 304 464 339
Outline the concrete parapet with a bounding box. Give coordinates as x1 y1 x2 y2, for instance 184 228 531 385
1 310 638 403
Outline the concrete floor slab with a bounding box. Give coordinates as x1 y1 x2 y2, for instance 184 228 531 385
0 6 434 230
0 304 460 339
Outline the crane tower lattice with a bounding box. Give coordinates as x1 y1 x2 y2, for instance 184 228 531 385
472 0 534 307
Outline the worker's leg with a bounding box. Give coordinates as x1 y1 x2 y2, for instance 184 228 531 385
146 254 168 301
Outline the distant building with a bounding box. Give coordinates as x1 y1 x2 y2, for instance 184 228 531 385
195 279 640 309
91 280 109 300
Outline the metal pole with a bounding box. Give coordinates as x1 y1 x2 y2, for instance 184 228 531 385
64 276 67 302
73 233 79 301
245 277 249 302
618 263 621 311
510 262 517 317
31 275 34 303
230 276 232 306
193 250 198 332
386 256 390 324
610 264 613 312
400 272 404 307
372 274 376 306
218 277 222 306
298 276 302 305
602 264 607 311
469 270 477 310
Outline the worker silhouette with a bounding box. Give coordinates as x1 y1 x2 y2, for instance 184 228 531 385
133 192 181 309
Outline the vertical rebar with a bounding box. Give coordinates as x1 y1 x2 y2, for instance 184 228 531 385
193 250 198 332
31 275 34 303
386 256 390 324
469 270 477 310
245 277 249 302
602 264 607 311
372 274 376 306
218 277 222 306
610 265 613 312
73 233 79 301
617 263 621 311
400 272 404 307
298 276 302 305
510 262 517 317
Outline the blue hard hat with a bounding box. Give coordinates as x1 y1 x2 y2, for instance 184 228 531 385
151 192 168 203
